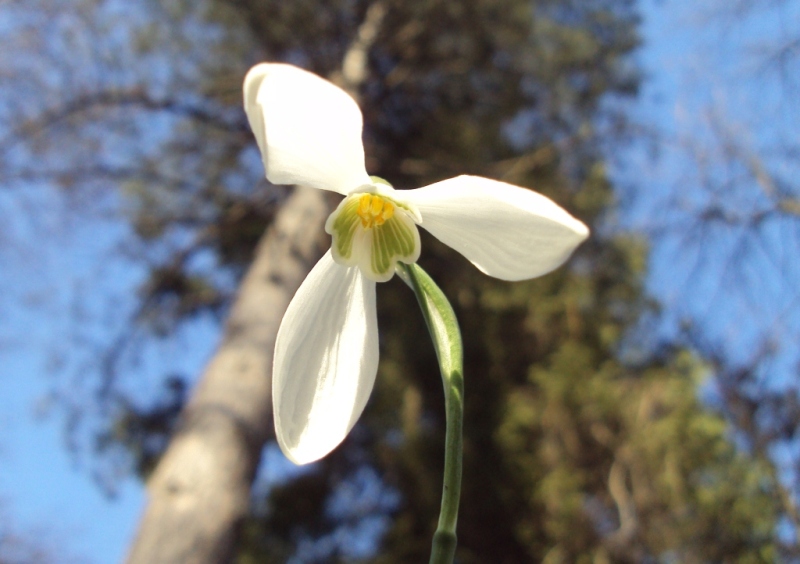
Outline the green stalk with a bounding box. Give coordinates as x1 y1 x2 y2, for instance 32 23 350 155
397 263 464 564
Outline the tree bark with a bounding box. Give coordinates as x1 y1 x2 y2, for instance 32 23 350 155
125 186 331 564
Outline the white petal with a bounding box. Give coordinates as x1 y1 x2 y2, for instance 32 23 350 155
243 63 371 194
405 175 589 281
272 250 379 464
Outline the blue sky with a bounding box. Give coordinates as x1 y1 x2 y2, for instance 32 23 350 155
623 0 799 369
1 1 797 562
0 182 227 560
0 193 145 561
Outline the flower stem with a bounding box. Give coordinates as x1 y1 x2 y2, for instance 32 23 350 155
397 263 464 564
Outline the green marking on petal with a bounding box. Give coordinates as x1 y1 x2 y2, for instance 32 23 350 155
386 215 412 255
371 229 383 275
329 196 360 260
395 216 414 253
368 212 418 278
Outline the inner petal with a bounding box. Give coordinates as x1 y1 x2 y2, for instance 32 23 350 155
326 192 421 282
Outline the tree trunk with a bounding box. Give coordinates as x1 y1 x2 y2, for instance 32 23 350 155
125 4 385 561
125 186 331 564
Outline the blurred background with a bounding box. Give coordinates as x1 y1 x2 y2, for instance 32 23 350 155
1 0 799 562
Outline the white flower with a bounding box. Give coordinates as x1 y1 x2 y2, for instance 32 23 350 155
243 63 589 464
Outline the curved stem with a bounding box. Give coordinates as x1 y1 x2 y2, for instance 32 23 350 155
397 263 464 564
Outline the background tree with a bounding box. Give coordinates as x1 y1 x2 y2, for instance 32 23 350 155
0 0 792 561
618 0 800 536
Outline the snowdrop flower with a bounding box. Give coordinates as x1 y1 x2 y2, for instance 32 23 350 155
243 63 589 464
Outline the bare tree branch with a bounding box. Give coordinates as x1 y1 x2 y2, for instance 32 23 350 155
1 89 248 153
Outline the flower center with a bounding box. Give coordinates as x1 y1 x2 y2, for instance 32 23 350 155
357 194 395 229
325 188 421 283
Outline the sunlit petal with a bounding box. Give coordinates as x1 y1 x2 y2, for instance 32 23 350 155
272 250 379 464
406 175 589 281
243 63 371 194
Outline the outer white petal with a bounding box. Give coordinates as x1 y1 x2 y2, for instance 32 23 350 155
243 63 371 194
273 250 379 464
406 175 589 281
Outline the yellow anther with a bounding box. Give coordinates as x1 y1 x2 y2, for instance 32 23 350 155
358 194 372 216
371 196 384 216
357 194 394 229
